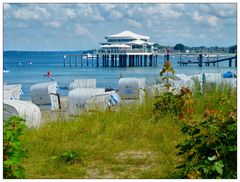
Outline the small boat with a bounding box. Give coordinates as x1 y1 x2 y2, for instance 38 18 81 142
44 69 51 77
184 55 196 58
83 53 97 59
203 54 217 58
18 62 22 65
3 67 9 73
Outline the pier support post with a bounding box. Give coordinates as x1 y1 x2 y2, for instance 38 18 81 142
124 55 127 67
235 55 237 67
229 58 232 67
107 55 109 67
129 55 132 67
86 57 89 67
137 55 139 67
63 55 66 67
115 55 118 67
131 55 134 67
144 55 147 66
140 55 142 67
133 55 135 67
96 55 99 67
104 55 106 67
81 55 83 66
149 55 153 67
69 56 72 67
132 55 135 67
207 55 210 66
102 55 105 67
198 54 203 67
111 55 114 67
75 55 77 67
180 55 182 66
118 55 120 67
156 55 158 66
128 55 131 67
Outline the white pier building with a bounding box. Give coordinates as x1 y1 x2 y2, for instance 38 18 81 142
96 31 158 67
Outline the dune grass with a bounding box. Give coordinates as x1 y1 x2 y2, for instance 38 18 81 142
20 83 237 179
21 99 184 179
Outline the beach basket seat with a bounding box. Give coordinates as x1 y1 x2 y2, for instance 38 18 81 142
119 78 145 104
86 91 120 112
3 99 41 128
146 84 170 97
69 79 96 90
4 84 23 100
68 88 106 115
4 91 13 100
170 74 194 93
30 82 60 110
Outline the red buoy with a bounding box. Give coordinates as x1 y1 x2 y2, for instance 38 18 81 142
47 69 51 77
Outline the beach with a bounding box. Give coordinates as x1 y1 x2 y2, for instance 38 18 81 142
3 51 236 100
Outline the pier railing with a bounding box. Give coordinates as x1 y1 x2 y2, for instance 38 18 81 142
96 49 154 54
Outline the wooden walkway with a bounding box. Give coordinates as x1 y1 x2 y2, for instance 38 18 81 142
178 55 237 67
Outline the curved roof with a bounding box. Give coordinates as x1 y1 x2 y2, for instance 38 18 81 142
127 40 148 45
100 44 131 48
106 31 150 40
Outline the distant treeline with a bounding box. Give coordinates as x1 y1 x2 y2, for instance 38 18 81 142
4 44 237 55
153 43 237 53
3 50 84 56
3 50 98 57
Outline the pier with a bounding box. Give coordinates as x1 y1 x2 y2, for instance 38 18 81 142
63 31 159 67
177 54 237 67
62 31 237 68
63 52 158 67
63 52 237 68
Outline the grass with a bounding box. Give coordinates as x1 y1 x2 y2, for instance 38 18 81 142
20 82 237 179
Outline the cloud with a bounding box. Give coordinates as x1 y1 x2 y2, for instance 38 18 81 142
76 4 105 22
192 11 205 23
75 24 90 36
12 6 50 21
44 21 61 28
207 16 218 26
159 4 183 18
3 3 237 50
99 4 116 11
64 8 76 19
123 18 142 28
109 10 123 19
192 11 219 27
209 4 236 18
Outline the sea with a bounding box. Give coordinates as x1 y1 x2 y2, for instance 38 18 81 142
3 51 237 100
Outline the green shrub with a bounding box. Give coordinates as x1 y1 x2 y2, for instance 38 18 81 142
176 107 237 178
153 92 180 117
3 116 27 179
51 150 87 164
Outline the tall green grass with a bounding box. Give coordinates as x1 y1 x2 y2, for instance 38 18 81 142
20 82 236 179
21 99 183 178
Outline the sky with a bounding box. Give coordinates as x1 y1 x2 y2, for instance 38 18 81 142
3 3 237 51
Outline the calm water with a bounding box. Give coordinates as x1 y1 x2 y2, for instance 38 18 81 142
3 51 236 100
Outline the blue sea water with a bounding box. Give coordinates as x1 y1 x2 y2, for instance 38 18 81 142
3 51 236 100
